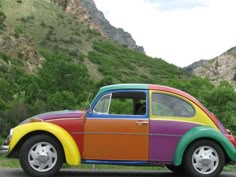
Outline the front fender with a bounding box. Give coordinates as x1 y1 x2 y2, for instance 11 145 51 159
9 122 81 166
174 126 236 166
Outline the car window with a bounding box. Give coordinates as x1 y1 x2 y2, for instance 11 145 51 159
93 94 111 114
109 98 134 114
152 93 195 117
93 91 146 115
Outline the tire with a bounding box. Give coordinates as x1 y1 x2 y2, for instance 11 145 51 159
166 164 185 175
183 140 225 177
19 134 64 177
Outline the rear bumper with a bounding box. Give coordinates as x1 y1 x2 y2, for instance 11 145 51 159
225 134 236 147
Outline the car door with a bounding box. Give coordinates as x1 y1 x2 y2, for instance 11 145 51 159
83 90 149 161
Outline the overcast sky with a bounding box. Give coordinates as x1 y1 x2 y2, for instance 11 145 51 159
93 0 236 67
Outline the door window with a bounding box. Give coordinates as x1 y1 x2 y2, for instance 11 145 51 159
93 91 147 116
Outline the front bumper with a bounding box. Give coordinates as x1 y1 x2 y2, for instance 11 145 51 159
0 145 9 153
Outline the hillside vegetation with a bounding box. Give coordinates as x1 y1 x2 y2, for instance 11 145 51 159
0 0 236 140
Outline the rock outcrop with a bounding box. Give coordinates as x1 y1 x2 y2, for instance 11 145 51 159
187 47 236 88
0 24 44 73
51 0 145 53
184 59 208 72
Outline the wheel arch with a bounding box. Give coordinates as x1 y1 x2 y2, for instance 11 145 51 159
173 126 236 166
8 122 81 166
9 130 58 157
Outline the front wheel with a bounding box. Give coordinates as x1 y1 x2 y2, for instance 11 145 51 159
19 134 64 177
183 140 225 177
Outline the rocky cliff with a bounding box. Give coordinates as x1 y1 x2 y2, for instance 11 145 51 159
187 47 236 88
184 59 208 72
0 24 44 73
52 0 145 53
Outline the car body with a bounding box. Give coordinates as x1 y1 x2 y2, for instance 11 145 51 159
3 84 236 177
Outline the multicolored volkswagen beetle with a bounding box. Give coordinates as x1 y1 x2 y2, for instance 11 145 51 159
3 84 236 177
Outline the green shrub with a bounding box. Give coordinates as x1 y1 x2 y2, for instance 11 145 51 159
40 21 47 27
20 15 35 23
0 11 6 29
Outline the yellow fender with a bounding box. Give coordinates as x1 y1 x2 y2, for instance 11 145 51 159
9 122 81 165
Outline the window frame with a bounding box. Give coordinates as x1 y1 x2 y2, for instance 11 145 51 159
87 89 149 119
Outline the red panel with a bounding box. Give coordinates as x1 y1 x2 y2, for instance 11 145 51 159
47 117 85 156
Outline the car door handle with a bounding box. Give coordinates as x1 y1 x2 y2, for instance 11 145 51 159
136 120 149 125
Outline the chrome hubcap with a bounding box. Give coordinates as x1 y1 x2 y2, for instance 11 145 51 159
192 146 219 174
28 142 57 172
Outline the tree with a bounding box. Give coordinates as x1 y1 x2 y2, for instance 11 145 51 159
47 91 77 111
204 81 236 134
39 50 92 98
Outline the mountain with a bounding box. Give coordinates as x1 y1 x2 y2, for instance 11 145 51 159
186 47 236 88
184 59 208 72
0 0 191 137
0 0 186 81
52 0 144 53
2 0 236 138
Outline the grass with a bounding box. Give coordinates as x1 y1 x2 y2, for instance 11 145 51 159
0 154 20 168
0 153 163 170
224 165 236 172
0 153 235 171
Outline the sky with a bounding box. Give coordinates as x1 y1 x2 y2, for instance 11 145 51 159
93 0 236 67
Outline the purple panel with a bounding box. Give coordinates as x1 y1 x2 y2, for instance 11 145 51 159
149 120 198 162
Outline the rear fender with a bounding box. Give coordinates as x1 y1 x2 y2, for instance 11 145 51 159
174 126 236 166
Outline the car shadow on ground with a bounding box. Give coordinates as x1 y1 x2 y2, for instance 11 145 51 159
57 170 180 177
57 169 235 177
0 169 234 177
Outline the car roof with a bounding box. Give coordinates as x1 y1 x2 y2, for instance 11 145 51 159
98 83 202 111
99 84 192 98
99 83 148 92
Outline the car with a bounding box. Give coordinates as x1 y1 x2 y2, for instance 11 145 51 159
3 84 236 177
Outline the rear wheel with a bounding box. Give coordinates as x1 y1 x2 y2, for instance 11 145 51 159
183 140 225 177
19 134 64 177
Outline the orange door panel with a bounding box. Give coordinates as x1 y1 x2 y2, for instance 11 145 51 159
84 118 149 161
